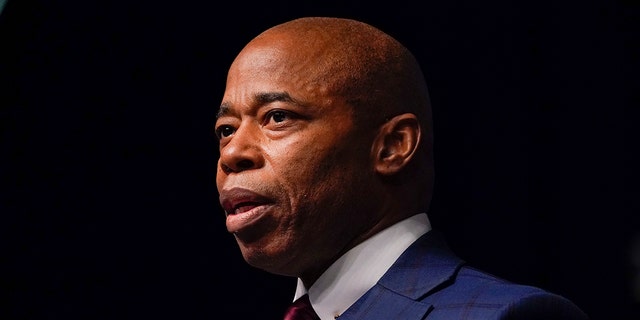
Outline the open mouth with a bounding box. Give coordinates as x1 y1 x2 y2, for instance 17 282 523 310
219 187 275 233
225 202 273 234
232 202 263 215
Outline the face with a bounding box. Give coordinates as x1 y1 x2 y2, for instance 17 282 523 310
215 37 379 280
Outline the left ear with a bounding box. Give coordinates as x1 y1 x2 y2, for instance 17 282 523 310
372 113 421 175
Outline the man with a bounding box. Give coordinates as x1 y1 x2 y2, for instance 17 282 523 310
215 17 588 320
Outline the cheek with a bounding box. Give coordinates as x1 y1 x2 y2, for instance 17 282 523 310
273 141 358 205
270 140 333 178
215 160 225 190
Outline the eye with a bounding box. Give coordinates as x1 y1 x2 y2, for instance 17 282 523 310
267 110 289 124
215 125 236 140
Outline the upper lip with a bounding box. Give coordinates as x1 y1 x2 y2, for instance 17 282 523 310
219 187 272 214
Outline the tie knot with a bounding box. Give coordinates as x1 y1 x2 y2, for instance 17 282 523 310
283 294 320 320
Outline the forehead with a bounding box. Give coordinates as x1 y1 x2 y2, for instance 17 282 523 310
230 34 332 82
223 41 339 111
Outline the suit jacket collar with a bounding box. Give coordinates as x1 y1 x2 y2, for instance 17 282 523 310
338 230 465 319
378 229 465 299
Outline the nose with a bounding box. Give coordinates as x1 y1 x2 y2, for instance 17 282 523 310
218 124 264 174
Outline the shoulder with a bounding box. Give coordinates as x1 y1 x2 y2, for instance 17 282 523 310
423 266 589 320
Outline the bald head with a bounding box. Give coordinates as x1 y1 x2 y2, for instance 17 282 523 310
234 17 432 128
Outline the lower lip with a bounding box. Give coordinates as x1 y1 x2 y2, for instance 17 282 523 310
226 204 272 233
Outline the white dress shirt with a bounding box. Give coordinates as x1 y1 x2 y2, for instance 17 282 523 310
292 213 432 320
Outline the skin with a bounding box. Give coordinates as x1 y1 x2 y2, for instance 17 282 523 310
215 17 434 288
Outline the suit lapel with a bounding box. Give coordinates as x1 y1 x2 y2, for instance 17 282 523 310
338 230 465 319
379 230 465 299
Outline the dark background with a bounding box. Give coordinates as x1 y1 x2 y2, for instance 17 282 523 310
2 0 637 319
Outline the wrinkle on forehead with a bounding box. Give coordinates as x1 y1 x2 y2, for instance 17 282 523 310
235 40 333 85
228 44 335 108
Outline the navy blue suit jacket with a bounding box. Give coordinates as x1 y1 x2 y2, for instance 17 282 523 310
337 230 589 319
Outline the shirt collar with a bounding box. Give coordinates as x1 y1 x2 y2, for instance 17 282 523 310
293 213 431 320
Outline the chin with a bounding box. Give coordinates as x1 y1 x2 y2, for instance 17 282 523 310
239 241 299 277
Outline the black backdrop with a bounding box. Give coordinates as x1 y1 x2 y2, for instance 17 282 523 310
2 1 637 319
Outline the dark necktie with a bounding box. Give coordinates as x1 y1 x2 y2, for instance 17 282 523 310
283 294 320 320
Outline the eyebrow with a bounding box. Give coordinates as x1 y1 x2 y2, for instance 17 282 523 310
216 102 233 120
216 91 295 119
256 91 294 105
